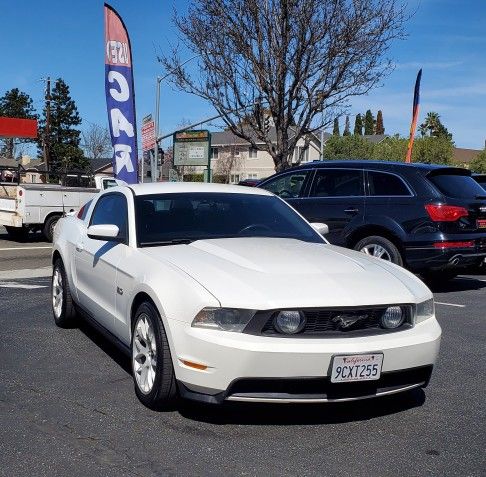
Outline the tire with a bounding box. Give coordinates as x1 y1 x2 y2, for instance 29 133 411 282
51 258 77 328
354 235 403 266
5 226 28 241
43 215 61 242
131 301 177 410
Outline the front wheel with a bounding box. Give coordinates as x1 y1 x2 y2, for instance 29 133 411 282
131 301 177 410
354 235 403 266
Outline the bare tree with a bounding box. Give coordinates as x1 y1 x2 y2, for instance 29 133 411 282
160 0 406 172
81 123 112 160
214 145 243 183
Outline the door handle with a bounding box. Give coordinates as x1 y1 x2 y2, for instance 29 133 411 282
75 243 84 252
344 207 359 214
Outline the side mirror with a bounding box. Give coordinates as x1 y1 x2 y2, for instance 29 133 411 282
87 224 123 242
310 222 329 236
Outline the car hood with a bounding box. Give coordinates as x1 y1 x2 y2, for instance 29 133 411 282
140 238 431 309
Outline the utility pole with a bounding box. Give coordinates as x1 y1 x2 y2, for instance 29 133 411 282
43 77 51 171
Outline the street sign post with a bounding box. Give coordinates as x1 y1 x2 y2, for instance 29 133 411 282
173 130 211 181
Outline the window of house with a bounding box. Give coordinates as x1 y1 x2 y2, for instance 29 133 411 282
310 169 364 197
211 147 219 160
249 147 258 159
260 170 310 198
367 171 412 196
247 173 258 179
293 146 309 163
230 174 240 183
234 148 240 156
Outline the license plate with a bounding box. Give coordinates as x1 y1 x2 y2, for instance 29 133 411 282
330 353 383 383
477 219 486 229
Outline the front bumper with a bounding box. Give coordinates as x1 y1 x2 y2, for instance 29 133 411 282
168 316 441 403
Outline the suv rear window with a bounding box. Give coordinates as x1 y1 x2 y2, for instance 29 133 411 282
428 173 486 199
368 171 411 196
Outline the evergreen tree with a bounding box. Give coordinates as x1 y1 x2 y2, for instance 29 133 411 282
343 116 351 136
332 118 340 136
375 110 385 135
37 78 87 171
353 114 363 135
0 88 37 158
364 110 374 135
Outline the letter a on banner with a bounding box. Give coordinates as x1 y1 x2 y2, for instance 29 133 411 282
405 69 422 164
104 4 139 183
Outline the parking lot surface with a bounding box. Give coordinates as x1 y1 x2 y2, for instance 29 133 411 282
0 229 485 476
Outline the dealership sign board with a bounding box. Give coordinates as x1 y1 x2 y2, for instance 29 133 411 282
173 130 211 166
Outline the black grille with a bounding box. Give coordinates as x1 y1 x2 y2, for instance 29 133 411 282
226 366 433 401
259 306 412 337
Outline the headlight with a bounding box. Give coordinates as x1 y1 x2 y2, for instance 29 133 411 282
274 310 306 334
381 306 405 329
192 308 255 332
415 298 435 324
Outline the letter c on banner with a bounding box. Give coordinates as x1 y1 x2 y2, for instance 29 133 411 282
108 71 129 102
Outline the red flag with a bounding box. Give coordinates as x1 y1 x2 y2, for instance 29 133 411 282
405 69 422 163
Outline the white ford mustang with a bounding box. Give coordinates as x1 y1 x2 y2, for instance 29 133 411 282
52 182 441 409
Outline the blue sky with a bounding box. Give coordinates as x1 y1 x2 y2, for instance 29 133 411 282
1 0 486 152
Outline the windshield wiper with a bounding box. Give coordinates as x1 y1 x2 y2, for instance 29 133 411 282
140 239 195 247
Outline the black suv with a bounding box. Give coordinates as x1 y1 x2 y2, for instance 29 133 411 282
258 160 486 280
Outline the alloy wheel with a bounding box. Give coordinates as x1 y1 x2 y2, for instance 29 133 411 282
360 244 392 261
52 268 64 318
132 314 158 394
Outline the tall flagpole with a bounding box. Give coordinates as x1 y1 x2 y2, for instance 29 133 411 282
405 69 422 163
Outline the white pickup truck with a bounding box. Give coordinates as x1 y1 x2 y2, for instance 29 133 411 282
0 175 124 241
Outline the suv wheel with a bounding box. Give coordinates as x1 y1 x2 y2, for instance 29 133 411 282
131 301 177 410
355 236 403 266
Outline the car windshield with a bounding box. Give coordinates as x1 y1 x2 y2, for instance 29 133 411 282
135 192 325 246
428 173 486 199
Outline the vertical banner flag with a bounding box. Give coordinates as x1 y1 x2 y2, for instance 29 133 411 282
104 3 138 183
405 69 422 164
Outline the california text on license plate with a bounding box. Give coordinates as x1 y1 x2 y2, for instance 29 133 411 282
477 219 486 229
330 353 383 383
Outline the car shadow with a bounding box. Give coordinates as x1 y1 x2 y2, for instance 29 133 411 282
425 275 486 293
0 230 47 243
75 317 427 424
77 319 132 375
177 389 426 425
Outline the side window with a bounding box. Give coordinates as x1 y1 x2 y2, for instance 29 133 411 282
90 194 128 239
310 169 364 197
260 171 310 198
368 171 411 196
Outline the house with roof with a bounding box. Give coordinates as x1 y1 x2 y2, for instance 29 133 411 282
209 127 326 183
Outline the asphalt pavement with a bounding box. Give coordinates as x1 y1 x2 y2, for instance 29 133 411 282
0 227 485 476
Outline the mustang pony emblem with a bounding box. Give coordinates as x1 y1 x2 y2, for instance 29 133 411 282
332 314 368 329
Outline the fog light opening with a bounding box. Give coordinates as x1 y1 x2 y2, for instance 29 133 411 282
381 306 404 329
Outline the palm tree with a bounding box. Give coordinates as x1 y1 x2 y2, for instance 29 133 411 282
419 112 441 137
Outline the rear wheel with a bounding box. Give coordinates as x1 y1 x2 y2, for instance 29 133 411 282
43 215 61 242
354 235 403 266
131 301 177 410
51 259 77 327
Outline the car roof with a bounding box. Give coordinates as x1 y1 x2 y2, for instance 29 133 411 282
286 160 468 174
127 181 274 197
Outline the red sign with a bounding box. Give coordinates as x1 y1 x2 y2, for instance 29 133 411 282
141 120 155 151
0 117 38 139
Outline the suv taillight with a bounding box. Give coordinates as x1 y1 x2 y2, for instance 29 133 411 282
425 204 469 222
